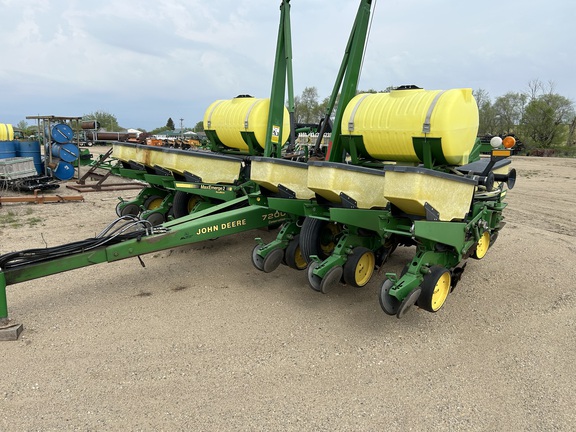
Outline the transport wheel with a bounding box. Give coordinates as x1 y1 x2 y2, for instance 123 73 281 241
379 279 400 316
143 195 164 211
172 191 202 218
397 288 422 319
262 248 284 273
417 265 451 313
343 247 375 287
118 203 140 217
472 231 490 259
144 211 165 226
300 217 343 263
307 262 322 292
284 235 307 270
251 245 265 271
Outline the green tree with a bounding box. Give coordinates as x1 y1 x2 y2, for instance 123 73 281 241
194 121 204 132
492 92 527 135
166 117 175 131
149 126 171 135
473 89 498 135
294 87 324 123
83 111 121 131
520 93 574 147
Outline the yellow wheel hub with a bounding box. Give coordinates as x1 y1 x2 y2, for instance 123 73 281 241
187 196 201 213
431 271 451 311
320 223 342 255
475 231 490 259
354 251 375 286
293 246 307 270
147 198 164 210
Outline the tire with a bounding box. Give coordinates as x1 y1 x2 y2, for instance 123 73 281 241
143 195 164 211
343 247 375 287
299 217 343 264
284 235 307 270
472 231 490 259
172 191 202 218
417 265 451 313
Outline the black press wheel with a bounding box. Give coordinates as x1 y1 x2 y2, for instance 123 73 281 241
417 265 451 313
172 191 202 218
472 231 490 260
143 195 164 211
343 247 375 287
299 217 343 264
284 235 307 270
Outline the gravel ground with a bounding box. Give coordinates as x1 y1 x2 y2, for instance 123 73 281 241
1 152 575 431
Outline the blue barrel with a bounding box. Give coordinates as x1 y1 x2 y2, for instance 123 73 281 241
51 143 79 162
0 140 17 159
17 140 43 174
49 160 75 180
50 123 74 143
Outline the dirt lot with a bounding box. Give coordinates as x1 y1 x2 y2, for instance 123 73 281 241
1 151 575 431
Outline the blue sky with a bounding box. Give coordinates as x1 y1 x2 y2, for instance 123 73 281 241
1 0 574 131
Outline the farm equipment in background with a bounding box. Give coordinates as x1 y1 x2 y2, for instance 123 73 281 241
0 0 517 341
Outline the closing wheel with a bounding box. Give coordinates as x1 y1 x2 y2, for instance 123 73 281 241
472 231 490 259
319 266 343 294
300 217 343 263
251 245 265 271
417 265 451 313
118 203 140 217
306 262 323 292
343 247 375 287
262 248 284 273
172 191 202 218
379 279 400 316
285 235 307 270
143 211 165 226
397 288 422 319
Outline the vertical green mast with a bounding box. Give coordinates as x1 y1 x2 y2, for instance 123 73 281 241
316 0 372 162
264 0 295 158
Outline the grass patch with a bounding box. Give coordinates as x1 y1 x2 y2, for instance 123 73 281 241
0 210 42 228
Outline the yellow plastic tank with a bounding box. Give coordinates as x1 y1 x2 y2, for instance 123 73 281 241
0 123 14 141
203 97 290 151
341 88 479 166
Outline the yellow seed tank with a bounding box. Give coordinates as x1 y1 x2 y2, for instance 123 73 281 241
341 88 479 166
203 97 290 152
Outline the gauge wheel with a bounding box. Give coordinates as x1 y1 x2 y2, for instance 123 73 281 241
379 279 400 316
285 235 307 270
472 231 490 259
300 217 343 263
417 265 451 313
118 202 140 217
172 191 202 218
343 247 375 287
143 195 164 211
144 211 165 226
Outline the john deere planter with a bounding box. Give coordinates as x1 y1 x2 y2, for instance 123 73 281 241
249 0 517 319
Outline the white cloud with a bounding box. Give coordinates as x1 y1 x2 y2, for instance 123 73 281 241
0 0 574 130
